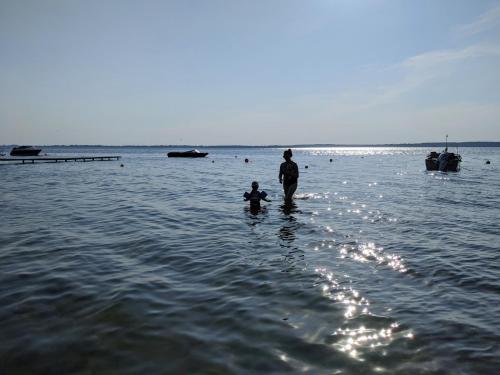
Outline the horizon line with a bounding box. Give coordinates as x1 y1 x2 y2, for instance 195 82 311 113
2 141 500 148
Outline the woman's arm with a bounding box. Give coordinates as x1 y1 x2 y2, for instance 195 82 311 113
293 163 299 178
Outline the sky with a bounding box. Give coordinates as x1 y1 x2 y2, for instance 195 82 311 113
1 0 499 145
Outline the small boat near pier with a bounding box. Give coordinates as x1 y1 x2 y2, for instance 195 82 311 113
167 149 208 158
10 146 42 156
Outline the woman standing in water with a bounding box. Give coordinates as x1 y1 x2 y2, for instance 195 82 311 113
279 149 299 201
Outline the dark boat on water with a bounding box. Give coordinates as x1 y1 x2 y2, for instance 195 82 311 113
425 151 461 172
10 146 42 156
167 149 208 158
425 135 461 172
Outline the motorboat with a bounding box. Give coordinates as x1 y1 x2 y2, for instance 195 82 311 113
167 149 208 158
425 151 461 172
425 135 461 172
10 146 42 156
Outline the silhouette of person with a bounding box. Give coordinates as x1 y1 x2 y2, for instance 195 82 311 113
279 149 299 202
243 181 270 213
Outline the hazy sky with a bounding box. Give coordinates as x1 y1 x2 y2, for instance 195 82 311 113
1 0 499 145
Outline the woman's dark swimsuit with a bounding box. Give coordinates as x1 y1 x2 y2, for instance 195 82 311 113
280 161 298 193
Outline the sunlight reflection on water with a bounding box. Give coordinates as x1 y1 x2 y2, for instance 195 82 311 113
301 147 415 156
315 267 412 361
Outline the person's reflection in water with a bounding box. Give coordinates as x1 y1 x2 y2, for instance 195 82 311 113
245 204 267 217
244 199 269 225
278 220 296 244
280 200 300 216
279 201 299 242
278 201 303 272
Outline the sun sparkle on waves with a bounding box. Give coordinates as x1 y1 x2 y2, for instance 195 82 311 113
315 268 414 361
338 242 407 273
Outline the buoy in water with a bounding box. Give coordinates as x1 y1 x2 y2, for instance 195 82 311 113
305 165 309 169
245 158 249 163
212 160 215 163
329 158 333 162
486 160 491 164
120 164 124 167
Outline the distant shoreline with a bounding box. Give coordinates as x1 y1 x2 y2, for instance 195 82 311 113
2 142 500 148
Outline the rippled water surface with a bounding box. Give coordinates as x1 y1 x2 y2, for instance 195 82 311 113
1 146 499 374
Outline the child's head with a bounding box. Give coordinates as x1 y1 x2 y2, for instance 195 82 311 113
251 181 259 190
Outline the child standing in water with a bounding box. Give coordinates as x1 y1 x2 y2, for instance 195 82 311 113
279 149 299 201
244 181 270 210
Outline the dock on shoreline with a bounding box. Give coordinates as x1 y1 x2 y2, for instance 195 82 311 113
0 156 121 164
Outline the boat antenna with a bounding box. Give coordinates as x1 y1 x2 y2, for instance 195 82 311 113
445 134 448 152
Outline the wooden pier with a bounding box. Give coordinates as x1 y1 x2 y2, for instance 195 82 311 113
0 156 121 164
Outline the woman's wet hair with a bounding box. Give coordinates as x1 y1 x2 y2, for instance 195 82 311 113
283 148 293 158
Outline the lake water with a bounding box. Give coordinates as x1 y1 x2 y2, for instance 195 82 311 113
1 146 499 374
